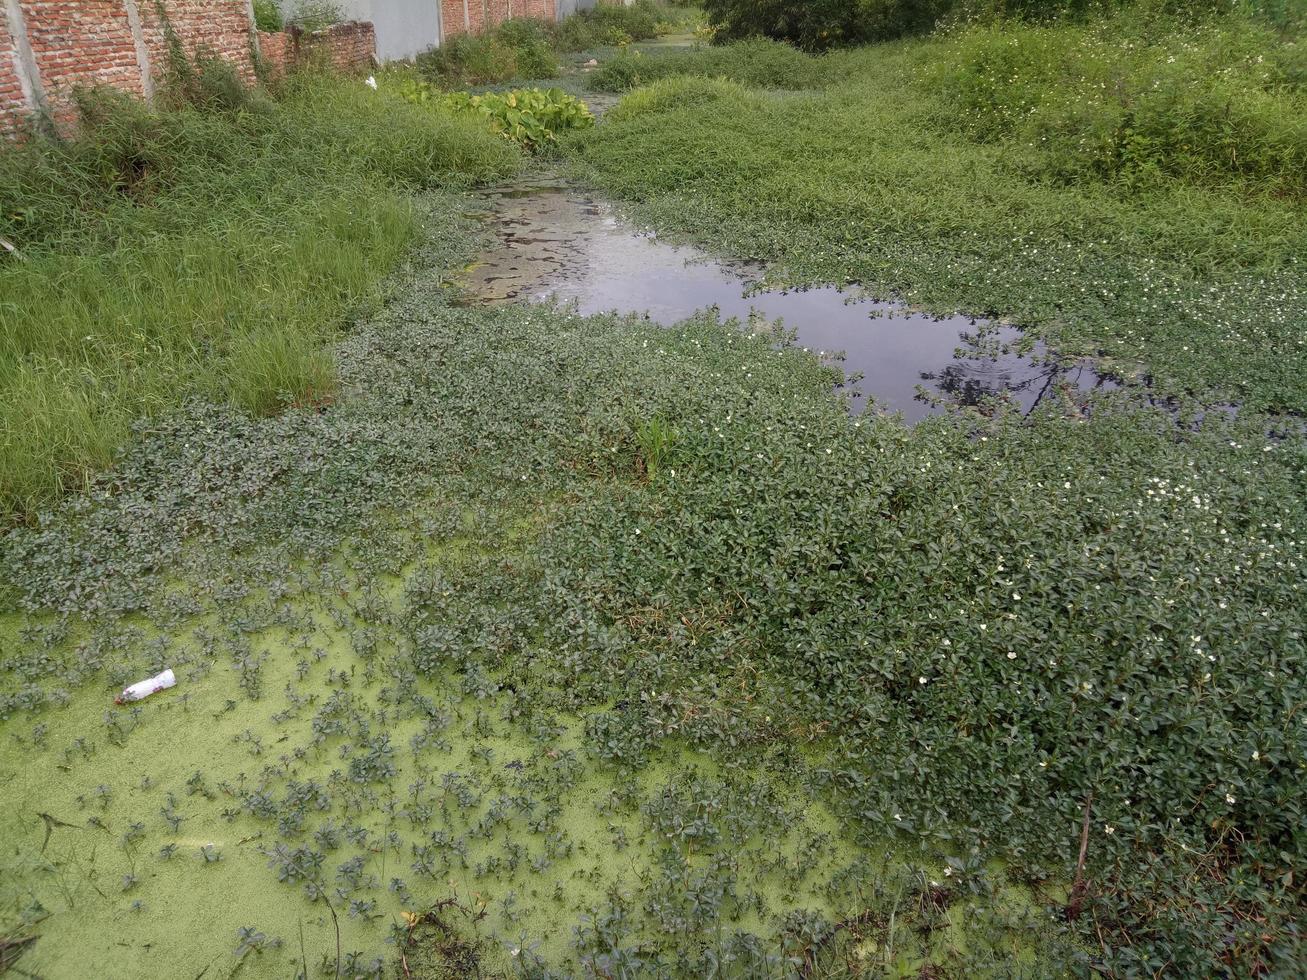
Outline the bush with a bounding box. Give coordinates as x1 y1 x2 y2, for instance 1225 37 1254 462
925 14 1307 194
285 0 342 33
417 4 671 87
417 33 543 87
438 87 595 150
252 0 283 32
550 0 663 50
703 0 954 50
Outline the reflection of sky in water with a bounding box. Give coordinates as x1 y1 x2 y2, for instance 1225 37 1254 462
462 181 1114 422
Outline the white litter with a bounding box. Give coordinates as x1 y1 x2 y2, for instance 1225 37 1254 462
364 75 378 90
116 669 177 705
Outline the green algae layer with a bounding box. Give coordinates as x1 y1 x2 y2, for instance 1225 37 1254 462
0 561 1060 979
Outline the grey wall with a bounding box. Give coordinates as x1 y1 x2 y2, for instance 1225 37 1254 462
556 0 598 20
281 0 442 60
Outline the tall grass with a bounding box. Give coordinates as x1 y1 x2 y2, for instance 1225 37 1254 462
0 76 520 522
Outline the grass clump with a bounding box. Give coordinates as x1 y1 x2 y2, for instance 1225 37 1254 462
0 75 519 522
416 1 672 87
589 36 830 91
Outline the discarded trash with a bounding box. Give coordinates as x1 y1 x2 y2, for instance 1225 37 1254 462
364 75 378 90
116 669 176 705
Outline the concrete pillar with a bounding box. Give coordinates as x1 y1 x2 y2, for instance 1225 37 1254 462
3 0 47 121
122 0 155 101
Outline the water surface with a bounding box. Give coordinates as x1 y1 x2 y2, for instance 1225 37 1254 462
462 177 1112 420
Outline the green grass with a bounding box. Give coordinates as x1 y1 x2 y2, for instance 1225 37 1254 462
0 76 520 522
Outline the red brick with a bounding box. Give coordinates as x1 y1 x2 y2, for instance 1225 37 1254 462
442 0 556 40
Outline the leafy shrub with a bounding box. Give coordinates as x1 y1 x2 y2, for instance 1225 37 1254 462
285 0 342 33
252 0 283 32
415 86 595 150
550 0 663 50
418 33 524 87
417 4 668 87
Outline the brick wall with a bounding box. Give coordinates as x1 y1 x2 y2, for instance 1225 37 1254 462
0 0 256 133
257 22 376 79
137 0 255 87
15 0 146 129
301 22 375 74
256 28 293 76
440 0 557 39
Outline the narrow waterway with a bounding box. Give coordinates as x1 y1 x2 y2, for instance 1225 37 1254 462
460 175 1113 421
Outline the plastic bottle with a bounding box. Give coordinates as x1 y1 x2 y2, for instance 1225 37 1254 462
116 669 177 705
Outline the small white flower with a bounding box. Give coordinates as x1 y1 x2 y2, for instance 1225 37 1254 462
893 813 902 821
365 75 378 90
1007 651 1017 660
1225 793 1236 805
918 676 928 685
943 866 953 877
1252 750 1260 761
1104 825 1115 835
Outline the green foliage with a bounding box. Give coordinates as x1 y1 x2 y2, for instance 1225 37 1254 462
926 13 1307 195
569 33 1306 414
589 37 828 92
417 30 556 87
604 75 759 122
703 0 954 49
549 0 664 51
631 416 680 480
702 0 1305 48
0 75 520 520
252 0 283 32
434 87 595 149
285 0 342 33
563 20 1305 971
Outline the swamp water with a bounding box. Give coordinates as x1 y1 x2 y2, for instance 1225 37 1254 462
460 176 1114 420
